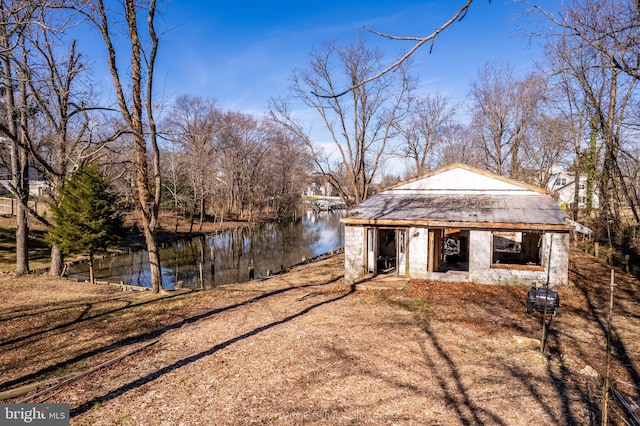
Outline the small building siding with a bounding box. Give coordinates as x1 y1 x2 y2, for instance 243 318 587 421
547 233 570 286
344 225 365 283
408 227 429 279
464 230 553 286
343 225 569 287
469 230 492 275
468 231 569 287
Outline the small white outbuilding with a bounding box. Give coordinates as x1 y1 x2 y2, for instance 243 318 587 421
342 163 573 287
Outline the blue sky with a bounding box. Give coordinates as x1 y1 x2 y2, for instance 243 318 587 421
76 1 558 174
147 1 555 114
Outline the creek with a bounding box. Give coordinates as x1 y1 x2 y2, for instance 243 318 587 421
65 209 346 290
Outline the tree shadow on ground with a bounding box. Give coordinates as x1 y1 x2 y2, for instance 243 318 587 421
2 276 344 392
0 292 194 350
387 275 603 424
417 325 509 426
570 267 639 397
70 283 354 418
543 315 600 425
0 294 129 322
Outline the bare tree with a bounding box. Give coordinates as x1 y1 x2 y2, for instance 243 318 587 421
520 114 573 189
261 121 312 218
532 0 640 82
436 123 482 168
543 36 596 221
163 95 217 232
213 111 269 220
0 2 40 275
535 0 640 242
271 37 412 207
332 1 480 97
468 62 550 178
25 27 128 276
0 3 126 275
75 0 164 292
394 92 456 177
160 138 190 232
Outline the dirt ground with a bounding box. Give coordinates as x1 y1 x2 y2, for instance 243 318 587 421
0 245 638 425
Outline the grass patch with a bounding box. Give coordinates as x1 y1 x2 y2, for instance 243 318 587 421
379 294 433 325
0 224 101 272
0 226 51 271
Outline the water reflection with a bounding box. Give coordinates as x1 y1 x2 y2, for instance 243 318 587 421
66 210 346 289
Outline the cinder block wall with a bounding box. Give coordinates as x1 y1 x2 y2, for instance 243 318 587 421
344 226 364 283
408 227 428 279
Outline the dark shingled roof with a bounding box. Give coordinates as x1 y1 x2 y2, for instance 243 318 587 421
349 192 568 226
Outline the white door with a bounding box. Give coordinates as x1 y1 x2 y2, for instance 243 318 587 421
397 229 407 276
367 228 376 274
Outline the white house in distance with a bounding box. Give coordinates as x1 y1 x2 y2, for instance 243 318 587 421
342 163 574 287
547 168 599 210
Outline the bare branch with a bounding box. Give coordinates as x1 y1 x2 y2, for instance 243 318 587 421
315 0 480 98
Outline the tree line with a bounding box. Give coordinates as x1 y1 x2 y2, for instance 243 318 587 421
162 95 311 230
1 0 639 292
0 1 310 292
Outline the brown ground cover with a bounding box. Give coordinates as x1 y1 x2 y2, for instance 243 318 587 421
0 246 638 425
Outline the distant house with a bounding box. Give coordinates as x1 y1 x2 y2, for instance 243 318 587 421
304 180 334 198
304 182 330 197
0 167 51 197
342 163 573 287
547 169 599 210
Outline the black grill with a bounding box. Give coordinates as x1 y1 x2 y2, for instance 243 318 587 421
526 287 561 317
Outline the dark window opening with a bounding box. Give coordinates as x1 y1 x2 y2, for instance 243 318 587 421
437 229 469 272
492 231 542 266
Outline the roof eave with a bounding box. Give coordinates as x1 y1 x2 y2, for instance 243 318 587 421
341 217 573 232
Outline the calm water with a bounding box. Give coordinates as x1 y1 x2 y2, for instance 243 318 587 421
66 209 346 289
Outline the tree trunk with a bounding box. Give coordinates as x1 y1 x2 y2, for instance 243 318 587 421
572 162 580 221
15 201 29 275
141 216 161 291
174 197 179 232
189 203 196 233
198 196 204 232
586 115 598 215
49 245 64 277
1 14 29 275
510 138 521 179
88 252 95 284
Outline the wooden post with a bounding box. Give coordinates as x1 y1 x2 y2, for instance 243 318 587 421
602 269 614 426
540 305 548 354
540 238 553 354
210 246 215 282
624 255 630 274
595 242 599 258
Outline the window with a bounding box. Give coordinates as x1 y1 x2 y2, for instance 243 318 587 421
554 177 567 187
492 231 542 266
434 229 469 273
